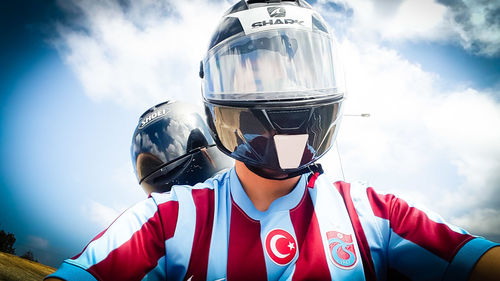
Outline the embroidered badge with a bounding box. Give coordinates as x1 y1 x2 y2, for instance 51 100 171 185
265 229 297 265
327 231 357 269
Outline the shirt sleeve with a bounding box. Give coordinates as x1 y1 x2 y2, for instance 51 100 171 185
364 186 498 281
45 196 179 281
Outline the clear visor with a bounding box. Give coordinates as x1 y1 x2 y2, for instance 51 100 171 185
203 29 341 101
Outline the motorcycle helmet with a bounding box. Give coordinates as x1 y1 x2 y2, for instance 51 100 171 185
200 0 344 179
131 101 234 194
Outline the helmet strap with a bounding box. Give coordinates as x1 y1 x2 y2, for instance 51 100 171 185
244 162 323 180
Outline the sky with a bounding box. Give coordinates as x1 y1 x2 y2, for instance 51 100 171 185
1 0 499 268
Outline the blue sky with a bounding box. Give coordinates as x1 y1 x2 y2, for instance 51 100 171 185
1 0 500 268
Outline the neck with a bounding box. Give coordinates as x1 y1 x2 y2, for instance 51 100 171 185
234 161 301 212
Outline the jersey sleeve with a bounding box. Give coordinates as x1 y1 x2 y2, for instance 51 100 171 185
349 182 499 281
45 196 179 281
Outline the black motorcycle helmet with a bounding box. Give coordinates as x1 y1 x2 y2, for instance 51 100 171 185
200 0 344 179
131 101 234 194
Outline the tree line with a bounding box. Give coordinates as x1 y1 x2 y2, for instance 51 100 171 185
0 229 37 262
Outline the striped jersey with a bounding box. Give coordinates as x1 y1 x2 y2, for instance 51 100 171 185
48 168 497 281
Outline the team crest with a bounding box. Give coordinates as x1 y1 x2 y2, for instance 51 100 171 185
327 231 357 269
265 229 297 265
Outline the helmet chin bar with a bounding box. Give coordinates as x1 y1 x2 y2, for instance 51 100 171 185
245 162 323 180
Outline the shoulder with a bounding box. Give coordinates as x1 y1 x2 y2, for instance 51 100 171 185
149 168 231 223
314 175 370 202
151 168 230 203
322 179 409 216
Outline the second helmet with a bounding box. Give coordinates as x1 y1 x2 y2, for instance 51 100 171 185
131 101 234 194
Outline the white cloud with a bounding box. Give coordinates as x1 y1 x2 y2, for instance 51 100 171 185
425 89 500 190
440 0 500 57
315 0 448 43
82 200 123 229
451 208 500 237
95 161 146 222
320 39 500 237
312 0 500 236
316 0 500 56
55 0 233 109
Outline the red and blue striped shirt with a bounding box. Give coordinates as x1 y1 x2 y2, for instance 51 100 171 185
48 168 498 280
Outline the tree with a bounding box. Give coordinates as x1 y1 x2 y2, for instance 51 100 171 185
20 250 37 262
0 229 16 254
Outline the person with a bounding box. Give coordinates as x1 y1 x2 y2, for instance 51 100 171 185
46 0 499 280
131 100 234 195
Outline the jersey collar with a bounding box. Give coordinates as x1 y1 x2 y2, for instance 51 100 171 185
229 168 308 221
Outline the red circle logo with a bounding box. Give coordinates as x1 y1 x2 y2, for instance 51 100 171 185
265 229 297 265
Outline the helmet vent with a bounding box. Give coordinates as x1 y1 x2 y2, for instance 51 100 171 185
267 109 309 130
208 17 244 50
225 0 249 15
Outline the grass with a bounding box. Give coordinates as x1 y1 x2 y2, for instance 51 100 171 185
0 251 56 281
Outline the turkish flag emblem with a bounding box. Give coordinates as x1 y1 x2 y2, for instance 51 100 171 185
265 229 297 265
327 231 357 269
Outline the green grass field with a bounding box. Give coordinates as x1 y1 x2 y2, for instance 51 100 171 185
0 252 56 281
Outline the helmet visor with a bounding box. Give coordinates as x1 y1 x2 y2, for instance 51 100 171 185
203 29 341 101
140 145 234 194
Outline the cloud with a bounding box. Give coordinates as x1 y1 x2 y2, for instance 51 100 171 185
315 0 448 42
320 39 500 237
315 0 500 57
27 235 49 250
451 208 500 238
82 161 144 230
314 0 500 238
438 0 500 56
82 200 122 229
55 0 232 109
